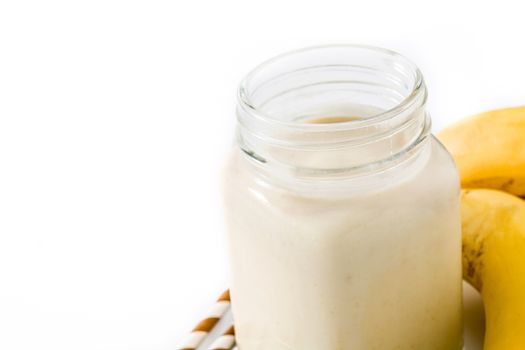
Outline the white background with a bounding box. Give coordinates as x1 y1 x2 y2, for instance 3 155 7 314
0 0 523 349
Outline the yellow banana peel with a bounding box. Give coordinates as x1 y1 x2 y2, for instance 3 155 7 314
461 189 525 350
438 106 525 197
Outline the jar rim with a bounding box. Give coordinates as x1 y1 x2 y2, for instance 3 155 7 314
238 44 425 132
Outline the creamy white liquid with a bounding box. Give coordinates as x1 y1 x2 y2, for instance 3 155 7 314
224 116 463 350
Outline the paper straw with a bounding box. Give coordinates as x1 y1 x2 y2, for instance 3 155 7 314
207 325 236 350
176 290 231 350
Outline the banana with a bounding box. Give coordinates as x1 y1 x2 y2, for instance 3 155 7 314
461 189 525 349
438 106 525 197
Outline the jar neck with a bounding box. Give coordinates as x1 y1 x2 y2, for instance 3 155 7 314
235 45 431 184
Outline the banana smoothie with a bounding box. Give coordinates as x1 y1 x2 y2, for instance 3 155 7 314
224 46 463 350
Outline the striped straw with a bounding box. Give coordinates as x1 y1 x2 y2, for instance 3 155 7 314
207 325 236 350
176 290 231 350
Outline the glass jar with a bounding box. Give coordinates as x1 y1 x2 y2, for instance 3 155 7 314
223 45 463 350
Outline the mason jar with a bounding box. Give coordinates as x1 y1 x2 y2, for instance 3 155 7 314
223 45 463 350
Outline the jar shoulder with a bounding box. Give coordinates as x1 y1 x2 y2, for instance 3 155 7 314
430 135 459 169
223 137 460 209
428 135 461 188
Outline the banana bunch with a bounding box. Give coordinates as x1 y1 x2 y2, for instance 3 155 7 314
438 106 525 349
